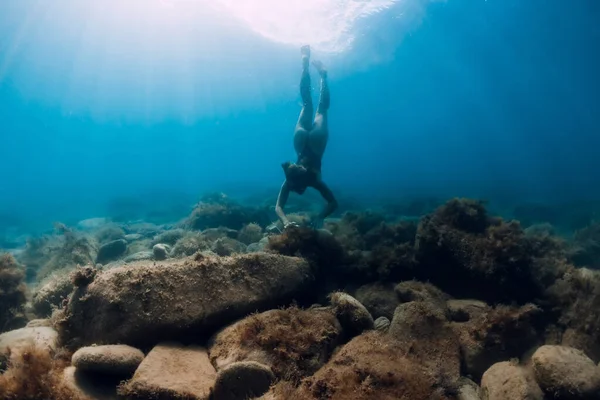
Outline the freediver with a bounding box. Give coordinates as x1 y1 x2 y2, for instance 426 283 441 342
275 45 338 230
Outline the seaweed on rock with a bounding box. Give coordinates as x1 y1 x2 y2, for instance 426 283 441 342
414 198 552 304
0 344 76 400
266 226 345 273
0 254 27 333
185 194 270 231
209 306 341 384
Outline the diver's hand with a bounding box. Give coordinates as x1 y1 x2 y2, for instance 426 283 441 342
284 221 299 230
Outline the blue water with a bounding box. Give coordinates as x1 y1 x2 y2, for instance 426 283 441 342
1 0 599 236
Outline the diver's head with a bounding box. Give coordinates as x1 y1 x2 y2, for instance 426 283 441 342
282 162 310 194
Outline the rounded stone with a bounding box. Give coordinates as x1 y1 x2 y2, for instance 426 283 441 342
374 316 390 332
211 361 275 400
329 292 374 336
72 344 145 376
531 345 600 399
481 361 543 400
152 244 170 260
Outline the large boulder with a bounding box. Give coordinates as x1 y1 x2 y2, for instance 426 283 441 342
57 253 313 347
0 326 58 362
291 331 457 400
531 345 600 399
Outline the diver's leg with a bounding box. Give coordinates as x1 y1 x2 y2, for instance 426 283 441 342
309 61 329 156
296 45 314 132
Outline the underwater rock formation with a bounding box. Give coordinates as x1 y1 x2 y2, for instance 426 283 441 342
266 226 346 276
185 194 270 231
19 225 98 282
56 253 313 348
288 330 457 400
415 198 550 304
209 307 341 383
0 253 27 333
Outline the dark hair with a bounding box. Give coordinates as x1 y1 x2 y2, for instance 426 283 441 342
282 162 311 194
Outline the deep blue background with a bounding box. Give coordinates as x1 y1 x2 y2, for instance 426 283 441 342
1 0 599 233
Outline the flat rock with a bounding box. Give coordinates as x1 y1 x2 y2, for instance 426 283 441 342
124 233 143 242
447 299 489 322
481 361 543 400
58 253 312 347
72 344 145 376
0 326 58 360
117 342 216 399
123 251 154 263
531 345 600 398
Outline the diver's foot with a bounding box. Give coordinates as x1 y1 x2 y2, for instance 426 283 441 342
301 45 311 68
312 60 327 77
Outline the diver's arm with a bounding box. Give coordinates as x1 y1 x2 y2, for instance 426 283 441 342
275 181 292 226
314 180 338 220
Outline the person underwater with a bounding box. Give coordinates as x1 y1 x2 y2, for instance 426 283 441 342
275 45 338 230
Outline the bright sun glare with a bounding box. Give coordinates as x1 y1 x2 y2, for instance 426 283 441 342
166 0 399 53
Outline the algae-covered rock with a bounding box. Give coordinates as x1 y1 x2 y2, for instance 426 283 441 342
292 331 457 400
452 303 540 379
329 292 374 337
374 316 390 332
0 253 27 332
209 307 341 382
152 243 170 260
389 301 461 382
354 282 399 320
0 326 58 362
96 239 127 264
212 361 275 400
57 253 313 347
117 342 216 399
481 361 543 400
531 345 600 399
32 273 73 317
